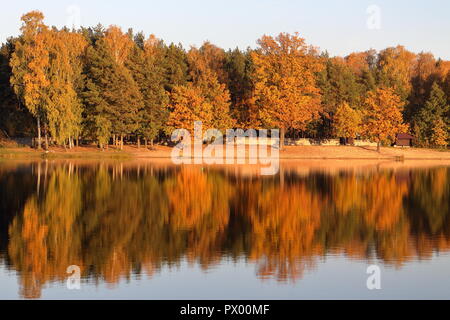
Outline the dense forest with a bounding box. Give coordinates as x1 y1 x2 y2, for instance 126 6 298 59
0 11 449 150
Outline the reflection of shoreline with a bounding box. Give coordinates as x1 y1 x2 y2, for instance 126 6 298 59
0 162 449 298
1 158 450 176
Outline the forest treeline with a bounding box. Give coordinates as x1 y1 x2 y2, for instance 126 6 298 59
0 11 449 150
1 163 449 298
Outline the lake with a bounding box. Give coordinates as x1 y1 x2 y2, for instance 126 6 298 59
0 160 449 299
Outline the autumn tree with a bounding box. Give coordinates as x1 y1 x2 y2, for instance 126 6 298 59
333 102 361 140
377 45 416 102
45 29 87 147
362 87 409 152
103 25 133 66
252 33 323 148
188 41 228 84
431 118 448 147
10 11 50 149
187 43 235 131
167 84 213 134
345 51 371 76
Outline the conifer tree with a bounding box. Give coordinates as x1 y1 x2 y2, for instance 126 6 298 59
163 43 189 92
0 39 35 137
83 38 142 149
414 82 449 145
126 36 169 147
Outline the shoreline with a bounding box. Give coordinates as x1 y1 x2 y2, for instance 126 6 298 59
1 145 450 160
2 145 450 160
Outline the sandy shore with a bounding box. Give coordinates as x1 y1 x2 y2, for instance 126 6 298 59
1 144 449 160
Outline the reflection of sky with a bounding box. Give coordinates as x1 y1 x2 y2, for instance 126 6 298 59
1 0 450 59
2 254 450 300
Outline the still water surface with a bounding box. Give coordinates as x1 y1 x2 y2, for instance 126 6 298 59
0 160 449 299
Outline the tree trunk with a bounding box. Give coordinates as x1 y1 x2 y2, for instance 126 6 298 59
36 117 42 150
144 138 148 149
137 137 141 149
280 127 286 151
120 135 124 150
44 130 49 151
377 141 381 153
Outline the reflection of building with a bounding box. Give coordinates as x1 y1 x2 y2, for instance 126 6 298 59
395 133 415 147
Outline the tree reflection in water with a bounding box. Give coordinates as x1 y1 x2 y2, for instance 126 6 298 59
0 162 449 298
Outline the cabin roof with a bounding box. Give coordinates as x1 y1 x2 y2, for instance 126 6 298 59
397 133 415 139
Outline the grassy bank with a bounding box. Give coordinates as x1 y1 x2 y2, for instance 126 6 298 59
0 146 132 160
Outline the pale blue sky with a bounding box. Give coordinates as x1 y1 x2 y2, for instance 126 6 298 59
1 0 449 59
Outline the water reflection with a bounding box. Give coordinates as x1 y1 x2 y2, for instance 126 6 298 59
0 161 449 298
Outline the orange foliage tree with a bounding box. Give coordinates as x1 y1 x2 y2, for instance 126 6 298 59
251 33 324 148
362 87 409 152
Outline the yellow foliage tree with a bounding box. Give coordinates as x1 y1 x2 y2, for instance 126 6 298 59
333 102 362 140
431 118 448 147
104 25 133 65
10 11 50 149
362 87 409 152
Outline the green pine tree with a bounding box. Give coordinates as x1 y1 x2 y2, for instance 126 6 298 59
83 38 142 149
126 43 169 146
414 82 449 145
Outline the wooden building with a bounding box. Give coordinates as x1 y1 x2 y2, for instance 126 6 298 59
395 133 415 147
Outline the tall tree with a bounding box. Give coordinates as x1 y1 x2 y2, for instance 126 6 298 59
362 87 409 152
0 38 35 137
224 48 257 127
83 37 142 149
162 43 189 92
377 45 416 102
45 29 87 147
414 82 449 145
126 35 169 146
10 11 50 149
103 25 133 65
316 57 364 138
252 33 323 147
180 42 234 132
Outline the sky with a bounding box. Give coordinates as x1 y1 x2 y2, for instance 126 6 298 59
1 0 449 59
